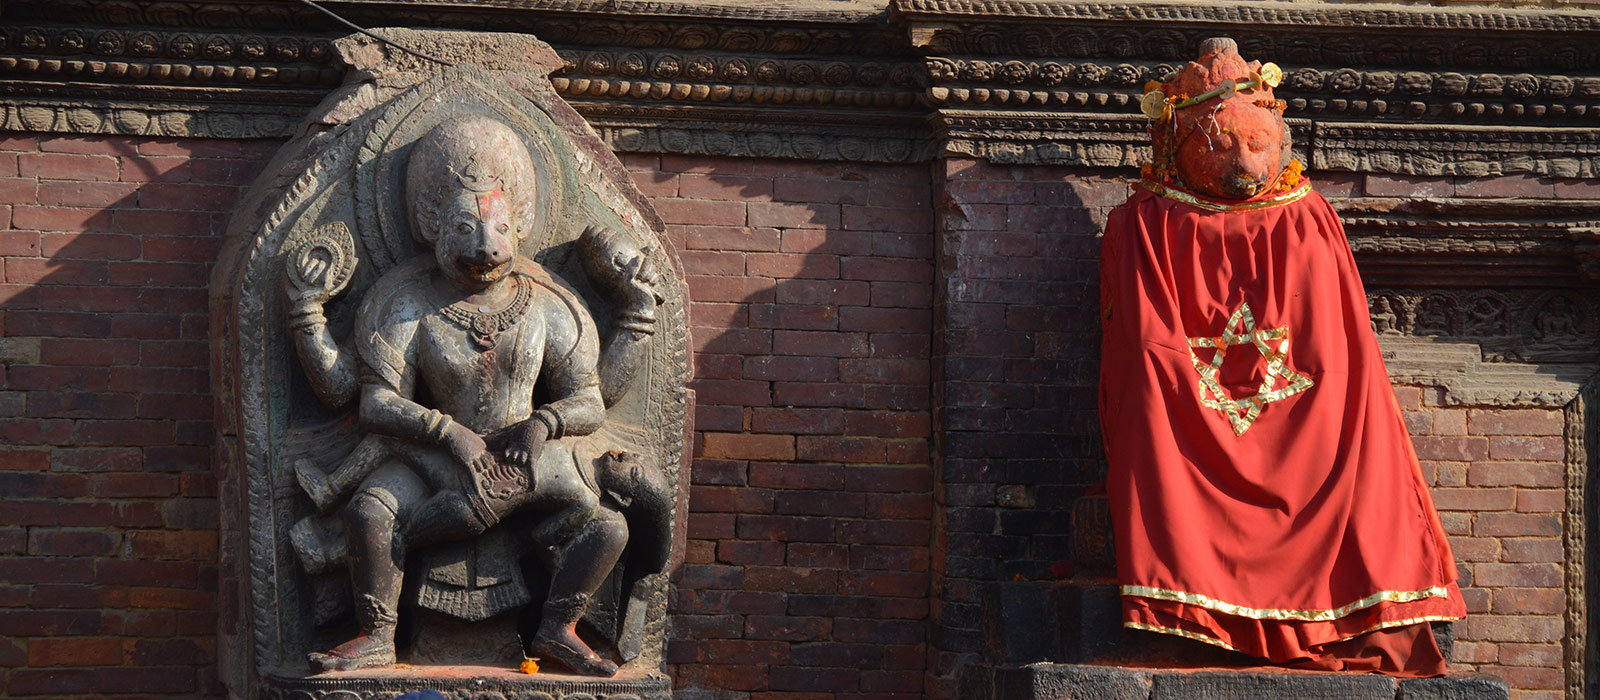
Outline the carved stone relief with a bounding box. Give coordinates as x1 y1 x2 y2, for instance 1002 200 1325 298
212 29 687 699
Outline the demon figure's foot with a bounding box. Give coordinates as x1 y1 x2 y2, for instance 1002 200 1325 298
307 633 396 673
530 594 618 677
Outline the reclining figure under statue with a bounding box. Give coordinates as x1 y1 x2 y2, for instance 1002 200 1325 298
280 114 671 676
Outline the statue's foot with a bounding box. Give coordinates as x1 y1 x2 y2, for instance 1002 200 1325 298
529 631 618 677
307 634 396 673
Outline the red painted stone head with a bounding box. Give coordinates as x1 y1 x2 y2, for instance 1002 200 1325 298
1142 37 1299 200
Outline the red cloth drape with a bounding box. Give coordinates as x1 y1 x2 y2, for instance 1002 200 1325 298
1098 183 1465 676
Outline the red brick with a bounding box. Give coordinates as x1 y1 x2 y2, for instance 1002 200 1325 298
744 355 838 382
1468 462 1563 488
749 201 840 229
1475 665 1563 690
840 257 932 283
1365 174 1453 197
37 135 126 154
1496 643 1561 668
1455 174 1555 198
742 566 839 593
126 531 217 560
0 177 38 204
681 224 780 252
0 609 102 636
787 542 849 568
0 231 41 256
770 666 858 692
780 228 875 256
27 528 119 556
748 253 840 279
871 281 933 308
1491 587 1566 614
1516 490 1565 513
1446 535 1499 562
775 490 866 517
37 180 140 208
736 514 834 542
5 258 109 285
746 615 831 641
840 307 928 334
691 485 775 514
1472 563 1560 588
773 330 869 358
677 663 770 692
701 433 796 461
717 540 786 566
752 407 846 435
1467 409 1563 436
1499 538 1562 563
1487 436 1562 461
797 436 886 463
129 586 215 610
681 250 746 275
841 205 932 233
1430 487 1515 512
657 199 746 227
775 279 869 306
1411 436 1489 461
26 637 123 667
0 448 51 471
18 152 120 181
687 274 775 303
838 570 927 597
750 304 838 330
750 463 844 490
11 205 115 232
846 466 931 493
837 519 929 546
680 173 774 201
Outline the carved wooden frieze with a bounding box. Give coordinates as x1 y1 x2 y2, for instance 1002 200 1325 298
5 0 1600 176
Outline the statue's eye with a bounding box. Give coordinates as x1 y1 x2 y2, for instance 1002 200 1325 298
497 223 509 233
457 222 473 235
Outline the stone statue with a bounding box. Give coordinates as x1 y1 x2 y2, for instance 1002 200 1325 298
213 31 685 700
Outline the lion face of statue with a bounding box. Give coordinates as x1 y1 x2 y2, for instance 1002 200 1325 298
434 186 517 288
1175 103 1290 200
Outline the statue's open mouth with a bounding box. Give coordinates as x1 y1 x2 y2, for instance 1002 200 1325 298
463 261 505 283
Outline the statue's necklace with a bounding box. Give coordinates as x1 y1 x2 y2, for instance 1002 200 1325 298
439 274 533 353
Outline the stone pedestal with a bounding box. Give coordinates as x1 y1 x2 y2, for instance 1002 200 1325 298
264 667 671 700
966 580 1506 700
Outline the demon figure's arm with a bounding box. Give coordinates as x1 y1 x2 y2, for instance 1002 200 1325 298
578 225 662 408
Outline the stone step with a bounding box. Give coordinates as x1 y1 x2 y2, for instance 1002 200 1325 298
960 663 1509 700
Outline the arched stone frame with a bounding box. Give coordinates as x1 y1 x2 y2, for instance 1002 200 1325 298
209 33 690 699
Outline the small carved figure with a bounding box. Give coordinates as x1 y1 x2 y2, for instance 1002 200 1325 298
1370 296 1399 335
1466 296 1507 337
1414 295 1454 336
1534 296 1580 342
283 115 666 676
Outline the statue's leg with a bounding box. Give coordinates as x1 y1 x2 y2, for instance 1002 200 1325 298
527 445 628 677
309 461 426 673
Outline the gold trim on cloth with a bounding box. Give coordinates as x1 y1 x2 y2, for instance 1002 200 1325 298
1121 584 1454 622
1124 622 1241 652
1186 302 1314 436
1137 179 1312 212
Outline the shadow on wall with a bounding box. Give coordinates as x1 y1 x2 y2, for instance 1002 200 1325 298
623 153 938 699
0 132 281 696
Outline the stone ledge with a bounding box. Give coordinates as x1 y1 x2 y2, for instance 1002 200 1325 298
961 663 1509 700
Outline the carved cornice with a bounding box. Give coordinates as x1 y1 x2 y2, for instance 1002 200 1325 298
2 0 1600 177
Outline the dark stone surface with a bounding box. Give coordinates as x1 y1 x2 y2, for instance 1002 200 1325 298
1149 670 1397 700
995 664 1153 700
1396 673 1510 700
264 669 672 700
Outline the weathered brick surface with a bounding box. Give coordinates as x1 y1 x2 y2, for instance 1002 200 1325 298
629 154 934 699
0 133 276 699
1 138 1584 700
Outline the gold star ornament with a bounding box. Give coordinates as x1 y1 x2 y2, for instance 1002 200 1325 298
1186 302 1314 436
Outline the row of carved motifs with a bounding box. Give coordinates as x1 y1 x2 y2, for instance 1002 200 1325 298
924 58 1600 112
0 101 298 139
1366 288 1595 358
0 26 343 88
551 49 923 109
912 23 1596 74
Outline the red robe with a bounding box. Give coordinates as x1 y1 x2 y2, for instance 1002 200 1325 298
1098 181 1465 676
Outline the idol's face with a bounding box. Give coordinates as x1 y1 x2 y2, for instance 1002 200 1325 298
1176 104 1287 200
433 187 516 290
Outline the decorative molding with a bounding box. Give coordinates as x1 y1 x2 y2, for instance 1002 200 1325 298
1562 385 1590 700
5 0 1600 175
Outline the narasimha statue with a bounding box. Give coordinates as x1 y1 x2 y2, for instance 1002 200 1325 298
1098 37 1464 675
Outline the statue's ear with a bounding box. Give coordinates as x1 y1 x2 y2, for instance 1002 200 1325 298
409 194 445 247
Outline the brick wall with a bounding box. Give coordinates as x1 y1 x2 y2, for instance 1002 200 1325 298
0 132 1586 700
629 154 937 699
0 133 276 698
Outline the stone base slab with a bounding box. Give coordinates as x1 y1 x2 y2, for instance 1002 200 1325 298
961 663 1509 700
264 667 671 700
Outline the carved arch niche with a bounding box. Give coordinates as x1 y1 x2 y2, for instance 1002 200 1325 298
211 30 688 700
